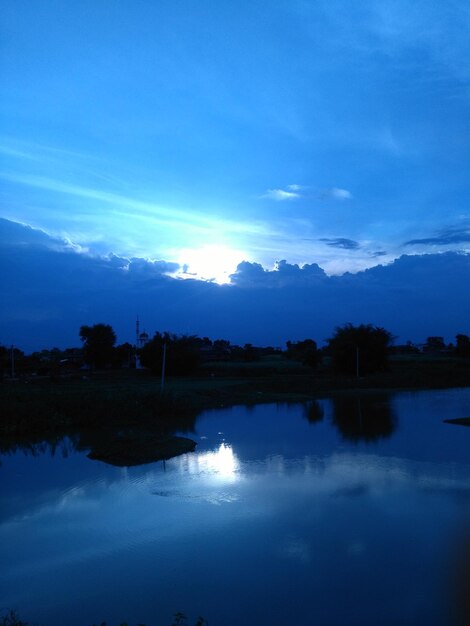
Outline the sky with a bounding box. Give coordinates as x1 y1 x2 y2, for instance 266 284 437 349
1 0 470 349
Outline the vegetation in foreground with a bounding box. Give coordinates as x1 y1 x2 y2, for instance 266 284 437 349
0 610 208 626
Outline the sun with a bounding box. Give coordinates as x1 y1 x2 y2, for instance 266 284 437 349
177 244 246 284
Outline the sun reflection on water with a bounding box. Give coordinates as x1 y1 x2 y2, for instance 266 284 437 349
181 443 240 481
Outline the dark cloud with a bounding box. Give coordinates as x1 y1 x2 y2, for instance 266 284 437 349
319 238 360 250
405 225 470 246
0 217 76 252
107 254 129 269
1 219 470 351
127 257 180 277
371 250 387 258
230 259 326 288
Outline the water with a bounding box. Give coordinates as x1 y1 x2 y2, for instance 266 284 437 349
1 389 470 625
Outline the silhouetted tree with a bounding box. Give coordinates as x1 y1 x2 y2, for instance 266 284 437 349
243 343 259 362
112 342 135 368
286 339 321 369
0 345 8 379
456 334 470 358
199 338 232 362
79 323 116 369
327 323 393 375
213 339 231 350
425 336 445 351
139 332 201 376
0 346 25 377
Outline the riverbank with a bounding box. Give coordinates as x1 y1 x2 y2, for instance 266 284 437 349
2 355 470 443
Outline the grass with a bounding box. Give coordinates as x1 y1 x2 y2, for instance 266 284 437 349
0 611 208 626
0 611 29 626
1 355 470 446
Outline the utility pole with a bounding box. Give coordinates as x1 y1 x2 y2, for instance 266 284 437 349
135 316 140 369
161 342 167 392
356 346 360 378
10 345 15 378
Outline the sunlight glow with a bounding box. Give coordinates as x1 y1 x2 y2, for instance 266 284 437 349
184 443 240 481
176 245 246 283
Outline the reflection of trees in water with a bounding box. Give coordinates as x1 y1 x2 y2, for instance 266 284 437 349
77 409 199 457
0 410 201 460
303 400 325 424
331 394 396 442
0 433 80 459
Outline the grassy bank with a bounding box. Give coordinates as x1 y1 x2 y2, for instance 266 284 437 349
1 355 470 442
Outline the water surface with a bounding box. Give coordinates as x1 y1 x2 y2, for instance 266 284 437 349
1 388 470 625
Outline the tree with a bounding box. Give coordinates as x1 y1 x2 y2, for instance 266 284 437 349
112 342 135 368
139 332 201 376
327 323 393 376
79 323 116 369
456 334 470 358
425 336 445 352
0 345 8 379
0 346 24 378
242 343 259 362
286 339 321 369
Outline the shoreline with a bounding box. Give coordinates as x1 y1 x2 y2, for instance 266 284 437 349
2 359 470 432
2 363 470 463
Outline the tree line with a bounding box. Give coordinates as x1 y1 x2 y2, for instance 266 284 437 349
0 323 470 376
2 322 470 381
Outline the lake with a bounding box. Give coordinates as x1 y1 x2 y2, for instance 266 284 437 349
1 388 470 625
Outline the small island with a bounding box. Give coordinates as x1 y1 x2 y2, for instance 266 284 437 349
444 417 470 427
87 433 197 467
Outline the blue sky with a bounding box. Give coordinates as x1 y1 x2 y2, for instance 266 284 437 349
1 1 470 350
2 0 470 281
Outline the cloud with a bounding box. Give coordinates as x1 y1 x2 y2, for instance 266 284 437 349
0 217 83 253
287 184 306 191
1 171 273 240
331 188 352 200
263 185 352 202
263 188 301 201
230 259 326 288
2 219 470 352
126 257 180 277
368 1 470 82
320 238 360 250
404 225 470 247
313 0 470 83
320 188 353 200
